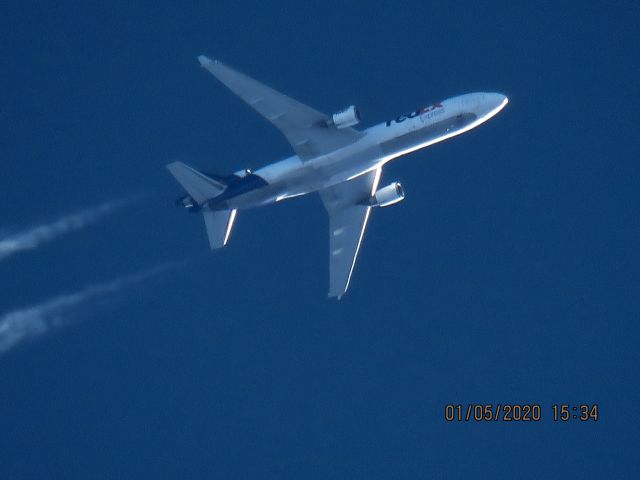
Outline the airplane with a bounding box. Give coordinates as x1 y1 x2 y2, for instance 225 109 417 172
168 56 508 299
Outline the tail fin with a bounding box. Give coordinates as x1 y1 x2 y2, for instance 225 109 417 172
166 161 226 204
167 162 238 249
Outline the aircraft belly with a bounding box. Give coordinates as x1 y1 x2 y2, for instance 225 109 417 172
226 172 319 209
227 130 419 211
226 184 283 209
254 156 303 184
379 113 477 156
309 144 385 187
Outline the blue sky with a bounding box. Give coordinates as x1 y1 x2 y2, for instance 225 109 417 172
1 1 638 478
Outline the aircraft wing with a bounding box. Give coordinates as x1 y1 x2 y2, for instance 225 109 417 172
319 168 382 299
197 56 363 160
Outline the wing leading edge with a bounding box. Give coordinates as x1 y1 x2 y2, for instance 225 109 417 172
319 169 382 299
197 56 363 160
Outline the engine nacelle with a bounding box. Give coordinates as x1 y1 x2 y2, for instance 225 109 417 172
233 168 252 178
176 195 200 212
372 182 405 207
331 105 361 129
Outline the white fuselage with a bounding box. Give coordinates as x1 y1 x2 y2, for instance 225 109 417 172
223 92 508 210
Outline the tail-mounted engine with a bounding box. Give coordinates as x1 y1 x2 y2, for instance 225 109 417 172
371 182 405 207
329 105 361 129
176 194 201 212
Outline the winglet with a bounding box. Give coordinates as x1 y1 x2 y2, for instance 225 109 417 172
197 55 213 66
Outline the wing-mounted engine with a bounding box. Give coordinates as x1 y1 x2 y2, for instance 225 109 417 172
329 105 361 129
371 182 405 207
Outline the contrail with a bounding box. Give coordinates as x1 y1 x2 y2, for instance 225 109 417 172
0 261 183 353
0 199 130 262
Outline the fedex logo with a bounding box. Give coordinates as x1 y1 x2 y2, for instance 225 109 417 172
386 103 443 127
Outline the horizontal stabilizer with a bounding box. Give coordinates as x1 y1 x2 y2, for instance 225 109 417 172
203 208 237 249
167 161 226 204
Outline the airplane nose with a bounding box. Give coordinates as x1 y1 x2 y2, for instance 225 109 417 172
455 92 508 118
483 93 508 117
486 92 508 106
